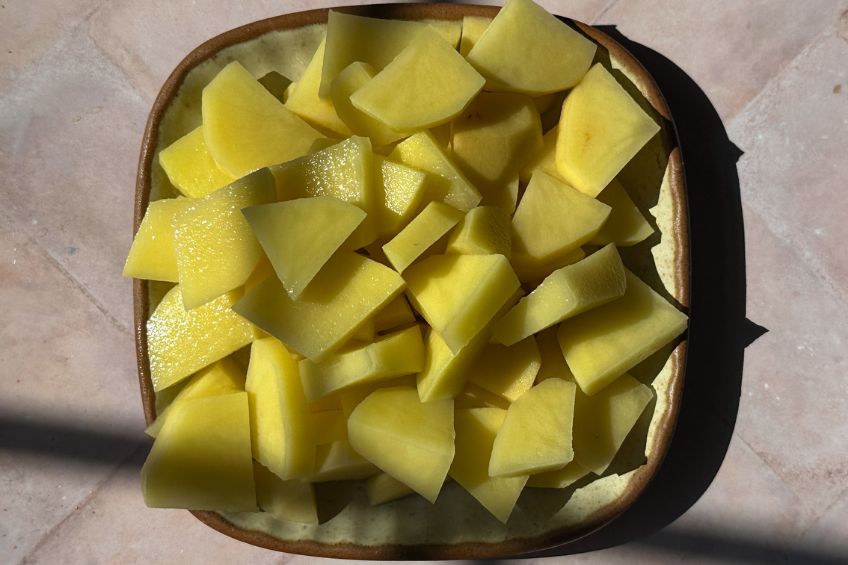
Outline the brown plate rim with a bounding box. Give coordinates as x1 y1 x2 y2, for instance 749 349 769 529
132 3 691 559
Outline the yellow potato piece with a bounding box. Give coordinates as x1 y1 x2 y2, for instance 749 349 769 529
141 392 256 511
234 252 405 361
459 16 492 57
558 269 688 395
202 61 324 178
390 131 481 212
338 375 417 418
372 295 417 334
173 169 276 309
254 463 318 525
311 439 379 482
331 62 406 146
243 196 366 299
147 286 256 391
512 170 610 270
145 358 244 438
534 326 574 383
348 386 454 503
349 318 376 344
309 409 347 446
492 244 627 345
467 337 540 402
299 326 425 401
446 205 511 257
527 461 590 489
512 246 585 285
404 253 520 353
417 327 489 402
309 394 343 413
373 155 429 238
489 378 576 477
245 337 314 480
519 125 558 183
351 27 484 132
466 0 596 95
454 383 511 410
556 63 661 196
123 197 190 282
382 202 463 273
451 408 527 523
367 472 415 506
573 374 654 475
158 127 235 198
589 180 655 247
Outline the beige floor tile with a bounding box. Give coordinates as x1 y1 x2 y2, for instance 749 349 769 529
600 0 847 121
730 32 848 303
800 488 848 553
0 31 148 332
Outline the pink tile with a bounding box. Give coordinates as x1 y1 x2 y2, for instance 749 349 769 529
0 31 148 330
0 223 144 562
601 0 847 120
730 32 848 304
800 489 848 553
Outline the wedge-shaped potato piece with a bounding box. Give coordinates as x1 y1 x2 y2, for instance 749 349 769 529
173 169 276 309
331 62 406 146
417 328 488 402
558 270 688 395
203 61 324 178
348 386 454 503
466 0 596 95
459 16 491 57
373 156 428 238
373 295 416 333
534 326 574 383
367 472 415 506
146 358 244 438
246 337 314 480
234 252 405 361
311 439 379 482
556 63 661 196
446 205 511 257
467 338 540 402
489 378 576 477
519 125 558 183
158 127 235 198
351 27 484 132
141 392 256 511
257 71 292 103
512 170 610 270
573 374 653 475
405 254 520 353
271 136 376 248
527 461 590 488
285 38 352 137
390 131 481 212
589 180 654 246
383 202 463 272
512 247 585 285
493 244 626 345
451 408 527 523
243 197 366 299
299 326 425 401
309 394 343 413
148 286 256 391
454 383 511 410
338 375 417 418
254 463 318 525
309 409 347 446
452 92 542 190
124 197 190 282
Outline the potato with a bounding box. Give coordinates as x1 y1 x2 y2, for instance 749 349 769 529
350 27 484 132
466 0 596 95
299 326 425 401
534 327 574 383
459 16 492 57
284 38 352 137
123 197 190 282
350 318 376 343
243 196 366 299
512 170 610 271
309 409 347 446
234 252 405 361
526 461 590 489
558 270 688 395
467 337 540 402
203 61 324 178
148 286 256 391
372 295 416 334
331 62 406 146
141 392 256 511
390 131 481 212
492 244 627 345
338 375 417 418
451 408 527 523
383 202 463 272
489 378 576 477
518 125 558 183
512 246 585 285
367 472 415 506
308 394 342 414
372 156 429 238
481 176 519 214
454 383 511 410
589 180 655 247
254 463 318 525
348 386 454 502
245 337 314 480
404 253 520 353
446 205 511 257
311 439 379 482
556 63 661 197
417 327 489 402
173 169 275 309
158 127 234 198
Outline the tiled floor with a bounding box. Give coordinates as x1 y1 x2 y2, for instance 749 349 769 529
2 1 847 563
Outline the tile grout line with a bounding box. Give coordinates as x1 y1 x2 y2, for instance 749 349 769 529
799 483 848 538
589 0 621 24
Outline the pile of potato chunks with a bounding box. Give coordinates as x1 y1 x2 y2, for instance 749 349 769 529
126 0 687 525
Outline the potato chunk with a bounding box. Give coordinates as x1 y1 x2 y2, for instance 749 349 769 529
158 127 234 198
527 461 590 488
417 327 489 402
123 197 190 282
382 202 463 272
331 62 406 146
373 155 429 238
254 463 318 525
311 439 379 482
367 472 415 506
446 205 511 257
372 295 416 333
467 337 540 402
459 16 492 57
589 180 654 247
